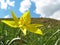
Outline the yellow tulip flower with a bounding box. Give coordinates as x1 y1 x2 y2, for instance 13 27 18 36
1 11 43 35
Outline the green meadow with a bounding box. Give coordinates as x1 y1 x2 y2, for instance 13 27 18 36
0 18 60 45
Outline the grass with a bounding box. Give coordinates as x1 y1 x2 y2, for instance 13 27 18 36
0 18 60 45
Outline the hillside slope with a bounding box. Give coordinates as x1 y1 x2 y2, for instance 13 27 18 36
0 18 60 45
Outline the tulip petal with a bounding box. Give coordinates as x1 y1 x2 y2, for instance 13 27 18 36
19 11 31 25
31 24 43 27
20 26 27 35
26 25 43 35
1 20 17 28
11 11 19 22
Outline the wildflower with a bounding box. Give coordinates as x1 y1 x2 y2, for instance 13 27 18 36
1 11 43 35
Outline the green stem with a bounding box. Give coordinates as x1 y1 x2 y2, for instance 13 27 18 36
20 29 23 45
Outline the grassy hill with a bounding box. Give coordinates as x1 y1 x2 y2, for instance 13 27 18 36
0 18 60 45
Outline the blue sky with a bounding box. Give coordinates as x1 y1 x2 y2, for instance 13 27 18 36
0 0 40 18
0 0 60 20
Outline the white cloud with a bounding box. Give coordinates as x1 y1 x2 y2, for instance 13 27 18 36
0 0 15 10
6 0 15 6
31 0 60 20
19 0 31 13
50 11 60 20
4 15 10 18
